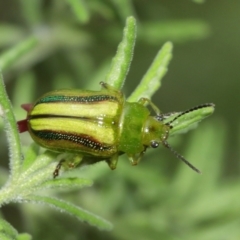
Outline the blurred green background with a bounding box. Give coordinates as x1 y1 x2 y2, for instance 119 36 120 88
0 0 240 239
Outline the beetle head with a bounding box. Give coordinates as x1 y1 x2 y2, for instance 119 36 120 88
144 114 201 174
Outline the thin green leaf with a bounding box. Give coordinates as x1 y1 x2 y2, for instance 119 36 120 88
0 25 24 47
193 219 240 240
138 20 210 44
21 143 40 172
41 177 93 189
19 0 42 26
0 37 38 71
167 103 215 135
170 120 225 201
27 195 113 230
189 120 226 192
173 120 226 199
128 42 173 102
184 184 240 223
192 0 205 3
20 151 58 178
105 16 136 89
65 0 89 23
17 233 32 240
0 233 12 240
0 218 18 239
12 71 36 116
0 72 22 182
239 121 240 169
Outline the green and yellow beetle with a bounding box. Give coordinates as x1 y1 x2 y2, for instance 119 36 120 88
17 82 214 177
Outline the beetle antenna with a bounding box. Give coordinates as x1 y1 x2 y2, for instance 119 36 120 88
162 140 201 174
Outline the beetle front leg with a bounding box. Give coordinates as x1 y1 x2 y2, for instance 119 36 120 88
100 81 119 93
99 82 123 99
138 98 161 115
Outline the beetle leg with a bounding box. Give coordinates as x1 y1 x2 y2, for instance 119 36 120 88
99 81 117 91
99 82 124 105
138 98 161 115
100 81 123 94
106 154 119 170
53 159 65 178
127 153 142 166
127 147 147 166
53 154 83 178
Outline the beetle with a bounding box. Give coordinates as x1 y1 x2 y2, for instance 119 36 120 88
17 82 214 177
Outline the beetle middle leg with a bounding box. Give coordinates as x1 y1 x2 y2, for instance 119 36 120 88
127 147 147 166
53 154 83 178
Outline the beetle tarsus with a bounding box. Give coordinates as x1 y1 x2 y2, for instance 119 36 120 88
53 159 65 178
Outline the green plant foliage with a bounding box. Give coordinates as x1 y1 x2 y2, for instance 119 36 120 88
192 0 205 3
0 1 237 240
105 16 136 89
0 15 215 238
128 41 173 102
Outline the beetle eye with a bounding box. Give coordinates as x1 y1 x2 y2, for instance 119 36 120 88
151 140 159 148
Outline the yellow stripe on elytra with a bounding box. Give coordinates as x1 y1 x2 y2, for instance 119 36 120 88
29 118 115 145
31 101 119 118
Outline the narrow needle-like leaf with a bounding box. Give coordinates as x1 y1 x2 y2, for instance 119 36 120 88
27 195 113 230
105 16 136 89
0 72 22 183
128 41 173 102
0 37 38 71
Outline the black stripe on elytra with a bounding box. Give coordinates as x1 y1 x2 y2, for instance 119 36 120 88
29 114 90 120
32 130 112 151
36 95 118 105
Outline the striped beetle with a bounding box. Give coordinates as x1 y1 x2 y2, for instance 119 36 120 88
17 82 214 177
